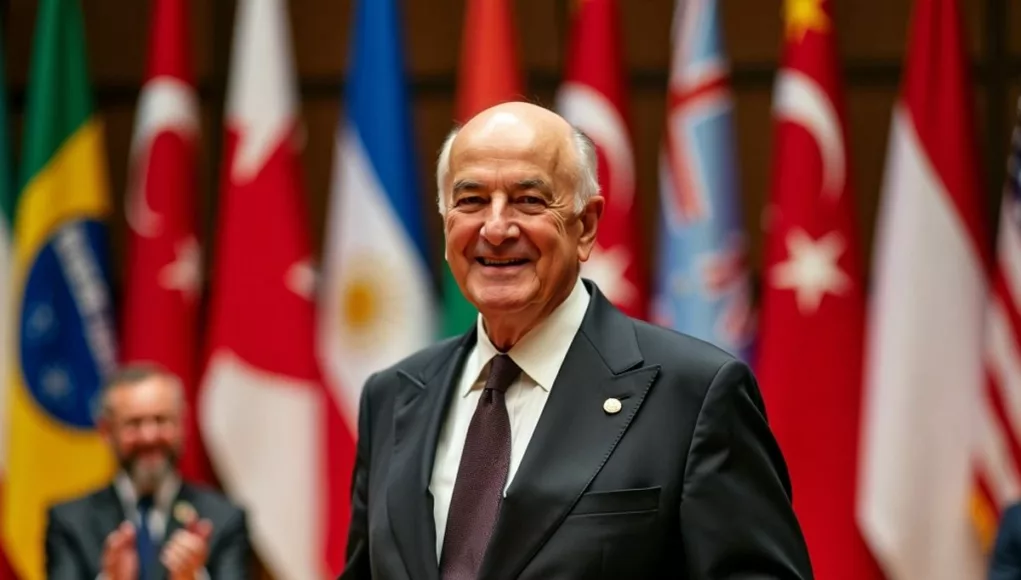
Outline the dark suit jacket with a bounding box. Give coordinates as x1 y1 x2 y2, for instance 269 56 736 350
46 481 251 579
341 281 813 579
991 503 1021 580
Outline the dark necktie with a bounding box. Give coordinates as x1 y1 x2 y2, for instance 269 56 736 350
440 354 521 580
136 495 156 578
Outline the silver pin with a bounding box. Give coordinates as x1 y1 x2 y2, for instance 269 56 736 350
603 398 622 414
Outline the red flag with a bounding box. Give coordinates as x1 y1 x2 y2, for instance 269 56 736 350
555 0 646 319
755 1 883 578
198 0 354 576
456 0 523 121
121 0 209 483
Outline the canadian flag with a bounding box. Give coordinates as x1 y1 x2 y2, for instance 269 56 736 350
121 0 208 483
199 0 353 577
857 0 989 578
755 1 883 578
555 0 645 318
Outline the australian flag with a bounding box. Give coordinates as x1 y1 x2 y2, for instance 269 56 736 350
652 0 755 360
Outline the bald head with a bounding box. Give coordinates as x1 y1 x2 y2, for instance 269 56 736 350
436 102 599 214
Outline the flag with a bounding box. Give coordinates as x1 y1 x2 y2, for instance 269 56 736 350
199 0 351 576
651 0 754 358
441 0 524 337
977 98 1021 554
0 24 18 580
555 0 646 319
755 1 882 578
122 0 208 484
2 0 118 577
316 0 434 569
857 0 989 577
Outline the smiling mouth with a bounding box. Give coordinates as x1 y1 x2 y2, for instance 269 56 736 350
477 257 529 267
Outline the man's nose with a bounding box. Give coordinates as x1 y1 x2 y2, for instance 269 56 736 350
480 196 519 245
138 419 160 442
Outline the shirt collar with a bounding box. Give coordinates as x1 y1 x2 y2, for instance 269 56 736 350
464 277 590 396
114 470 181 514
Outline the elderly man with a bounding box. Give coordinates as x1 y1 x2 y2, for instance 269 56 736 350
46 364 251 579
341 102 812 579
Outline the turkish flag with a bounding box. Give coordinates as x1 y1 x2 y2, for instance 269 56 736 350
555 0 646 319
121 0 209 483
198 0 354 576
755 1 883 578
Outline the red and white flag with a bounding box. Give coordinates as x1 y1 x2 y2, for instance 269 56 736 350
857 0 989 578
755 1 882 578
121 0 208 484
977 99 1021 552
199 0 354 576
554 0 645 318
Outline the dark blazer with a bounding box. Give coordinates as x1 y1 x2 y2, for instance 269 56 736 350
341 281 813 580
991 503 1021 580
45 481 251 579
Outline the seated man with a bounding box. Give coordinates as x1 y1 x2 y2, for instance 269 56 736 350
45 363 250 579
991 503 1021 580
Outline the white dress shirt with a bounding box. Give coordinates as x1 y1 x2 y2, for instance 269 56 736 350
429 277 590 559
106 472 209 580
113 471 181 543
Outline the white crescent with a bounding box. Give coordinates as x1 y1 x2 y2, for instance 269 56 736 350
126 77 199 239
556 82 636 211
774 69 845 199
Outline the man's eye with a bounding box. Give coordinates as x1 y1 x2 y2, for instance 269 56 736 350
455 196 485 206
517 196 545 205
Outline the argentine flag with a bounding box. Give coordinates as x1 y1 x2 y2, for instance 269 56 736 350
318 0 435 430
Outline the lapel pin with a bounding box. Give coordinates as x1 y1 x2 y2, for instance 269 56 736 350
603 397 622 415
173 500 198 526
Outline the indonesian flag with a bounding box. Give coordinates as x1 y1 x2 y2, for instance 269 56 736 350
555 0 645 319
857 0 989 578
755 1 882 578
199 0 353 576
121 0 208 484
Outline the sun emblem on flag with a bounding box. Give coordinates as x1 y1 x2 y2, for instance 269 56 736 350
337 255 404 350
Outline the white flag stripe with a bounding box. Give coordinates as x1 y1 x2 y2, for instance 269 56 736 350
318 124 435 427
997 198 1021 310
987 300 1021 446
978 395 1021 506
858 106 986 580
200 353 322 580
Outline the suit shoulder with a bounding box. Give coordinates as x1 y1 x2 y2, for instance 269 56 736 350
363 335 463 393
49 485 111 516
1003 502 1021 525
631 319 741 374
181 483 245 524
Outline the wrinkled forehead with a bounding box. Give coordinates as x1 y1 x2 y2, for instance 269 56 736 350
450 117 573 183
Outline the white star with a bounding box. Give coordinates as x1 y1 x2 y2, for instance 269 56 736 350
582 245 636 306
769 228 851 314
159 237 202 302
286 258 318 301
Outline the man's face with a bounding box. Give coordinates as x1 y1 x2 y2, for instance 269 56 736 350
443 112 601 319
100 377 183 494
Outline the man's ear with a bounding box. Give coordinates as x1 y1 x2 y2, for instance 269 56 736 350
577 195 605 262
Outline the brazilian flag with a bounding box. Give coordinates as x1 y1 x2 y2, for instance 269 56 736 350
3 0 117 577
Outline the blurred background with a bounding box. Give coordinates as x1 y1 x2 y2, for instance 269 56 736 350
0 0 1019 579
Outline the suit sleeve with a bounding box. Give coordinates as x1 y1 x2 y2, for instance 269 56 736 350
990 505 1021 580
45 508 89 580
679 359 813 579
206 508 252 579
338 372 375 580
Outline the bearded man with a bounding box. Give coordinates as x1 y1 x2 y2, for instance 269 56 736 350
45 363 251 579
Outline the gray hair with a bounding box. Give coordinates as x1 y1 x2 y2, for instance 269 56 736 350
98 362 185 420
435 125 600 215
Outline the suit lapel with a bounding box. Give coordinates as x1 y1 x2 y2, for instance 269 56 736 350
480 283 660 580
92 486 126 548
386 333 474 580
